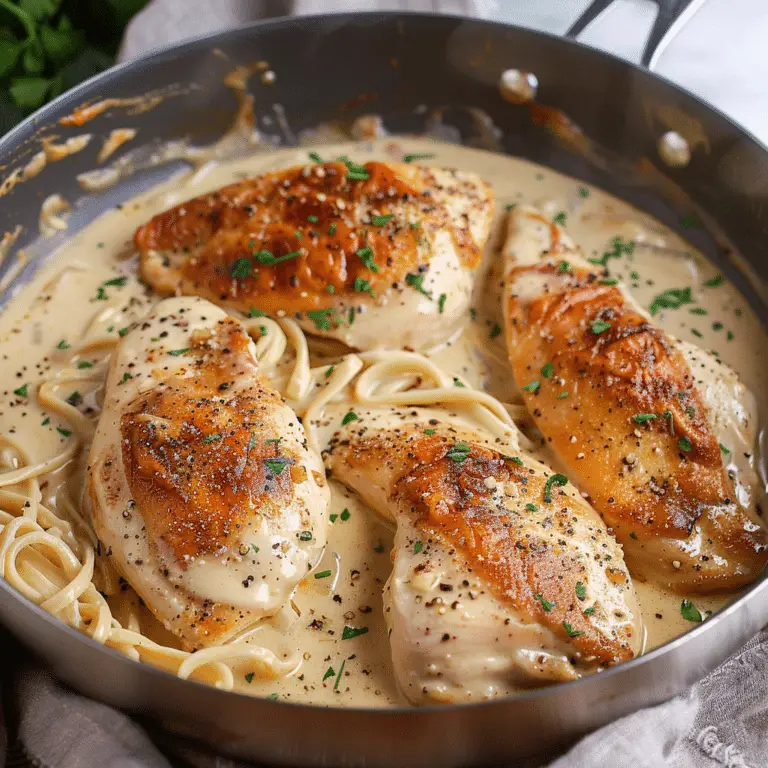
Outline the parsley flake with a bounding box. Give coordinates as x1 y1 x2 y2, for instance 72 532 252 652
403 153 435 163
56 339 70 350
633 413 657 424
534 593 554 612
681 599 702 622
265 458 290 475
230 258 252 279
591 320 611 334
541 362 554 378
371 214 393 226
341 411 359 426
438 293 447 314
13 384 28 398
405 272 431 297
489 324 502 339
414 541 423 554
544 473 568 503
314 570 332 580
341 625 369 640
563 621 584 637
446 442 471 465
168 348 189 356
678 437 692 452
575 581 586 600
522 380 540 393
355 245 378 272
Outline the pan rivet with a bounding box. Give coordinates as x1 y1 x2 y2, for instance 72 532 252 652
499 69 538 104
658 131 691 168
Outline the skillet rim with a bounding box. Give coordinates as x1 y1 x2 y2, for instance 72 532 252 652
0 9 765 719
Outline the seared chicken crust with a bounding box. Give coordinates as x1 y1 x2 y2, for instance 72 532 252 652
324 407 641 703
87 297 329 650
135 160 494 350
503 205 768 592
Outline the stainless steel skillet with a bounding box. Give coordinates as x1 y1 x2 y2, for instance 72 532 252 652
0 6 766 767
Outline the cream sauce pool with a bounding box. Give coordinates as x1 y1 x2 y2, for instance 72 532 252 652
0 137 765 707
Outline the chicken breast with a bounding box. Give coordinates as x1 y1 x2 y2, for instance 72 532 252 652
86 297 330 650
134 159 494 351
502 205 768 593
324 405 641 704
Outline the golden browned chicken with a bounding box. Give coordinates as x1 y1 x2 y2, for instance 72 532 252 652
134 159 494 351
87 297 330 650
503 205 767 593
324 405 641 704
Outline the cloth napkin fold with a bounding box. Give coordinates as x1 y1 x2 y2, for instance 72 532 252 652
3 2 767 767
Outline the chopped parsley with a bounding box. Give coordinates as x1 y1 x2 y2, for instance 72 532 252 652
371 214 393 227
340 508 351 521
678 437 692 452
94 286 108 301
245 672 255 684
230 258 252 279
540 362 554 378
314 570 332 580
203 433 222 444
340 157 369 181
323 666 335 681
525 502 538 512
325 365 335 379
578 186 590 198
719 443 731 455
691 329 703 338
307 308 335 331
330 514 338 523
712 321 723 331
168 348 189 356
704 274 723 288
354 277 374 295
41 417 50 426
588 235 634 266
405 272 431 297
103 276 127 287
584 607 595 616
249 307 268 317
327 284 335 294
506 456 524 466
266 693 279 701
575 581 586 600
505 203 517 211
424 429 436 435
446 442 471 465
649 287 693 316
680 599 702 622
334 659 346 691
680 214 701 229
118 327 130 337
689 307 708 315
599 278 618 286
341 411 359 426
522 380 540 393
403 153 435 163
563 621 584 638
557 261 571 273
453 377 465 388
251 544 260 554
438 293 447 314
265 457 290 475
308 151 323 163
13 384 28 398
56 339 70 350
76 361 93 369
414 541 423 554
534 593 554 612
119 372 133 385
254 249 300 266
543 473 568 503
341 625 369 640
298 531 313 541
56 427 72 437
552 211 567 225
489 324 502 339
633 413 657 424
65 391 82 407
355 245 378 272
591 319 611 335
307 215 319 223
328 223 337 235
556 391 569 400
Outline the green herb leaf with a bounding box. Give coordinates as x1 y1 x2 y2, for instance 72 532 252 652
534 593 554 612
522 380 540 393
553 211 567 225
599 278 618 286
65 390 81 407
403 153 434 163
446 441 471 465
314 570 332 580
438 293 446 314
556 391 569 400
341 625 368 640
203 433 222 444
119 372 132 385
591 319 611 334
334 658 346 690
353 277 374 295
56 426 72 437
680 599 702 622
557 261 571 273
633 413 657 424
323 666 335 681
266 693 279 701
578 186 590 198
719 443 730 455
307 308 335 331
325 365 335 379
254 249 300 266
678 437 692 452
76 361 93 369
230 258 252 279
649 287 693 316
341 411 359 426
575 581 586 600
584 606 595 615
328 223 337 235
405 272 431 297
248 307 267 317
525 502 538 512
298 530 312 541
265 457 290 475
245 672 255 684
355 245 378 272
704 274 723 288
544 473 568 503
414 541 423 554
563 621 584 637
168 348 189 356
13 383 28 397
56 339 70 349
489 323 502 339
689 307 708 315
308 151 323 163
10 75 50 108
371 214 392 226
541 362 554 378
307 214 318 223
424 428 436 435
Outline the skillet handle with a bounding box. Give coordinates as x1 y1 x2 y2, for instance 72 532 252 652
564 0 707 69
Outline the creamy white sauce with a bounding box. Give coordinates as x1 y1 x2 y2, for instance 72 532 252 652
0 137 765 707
